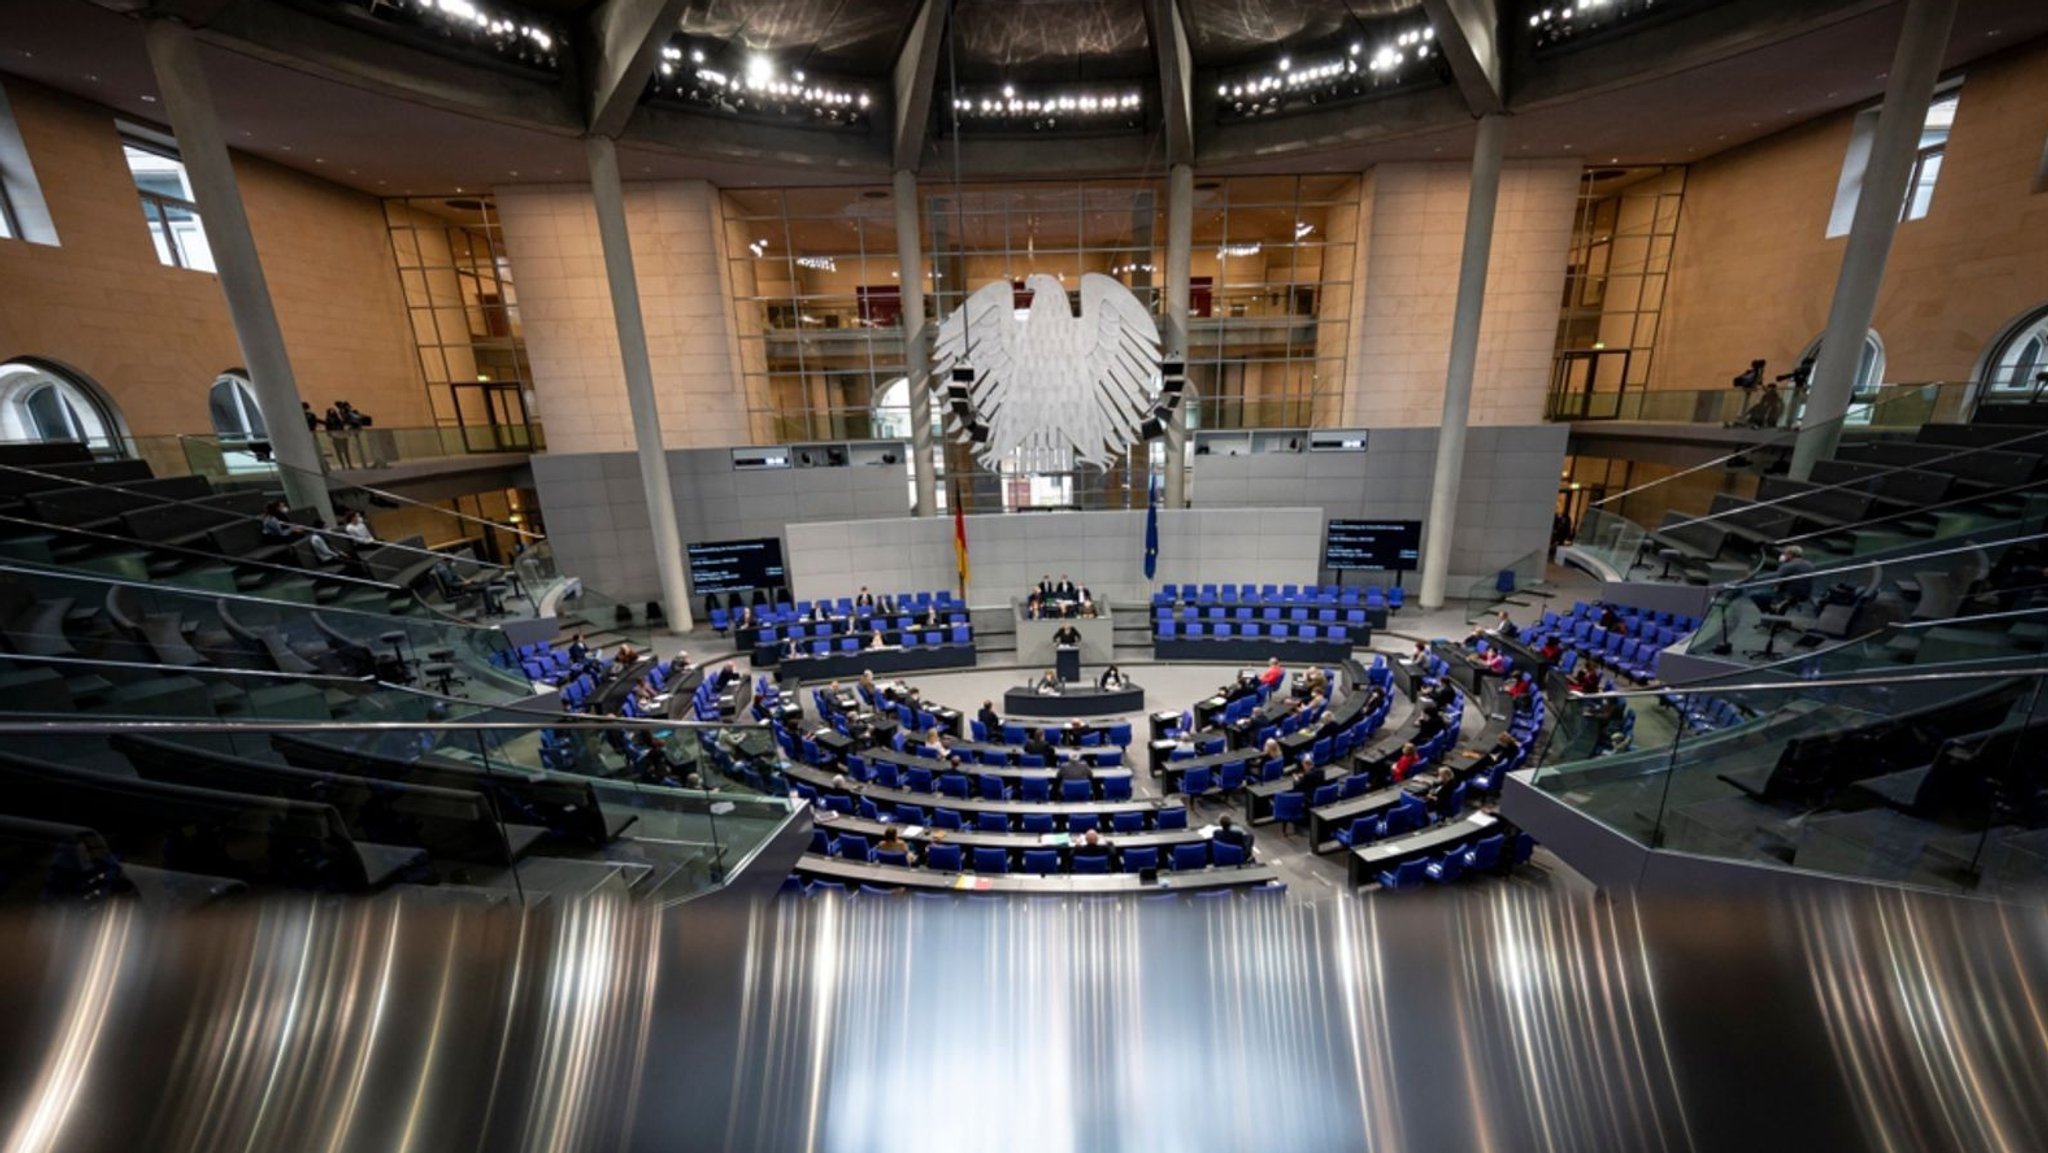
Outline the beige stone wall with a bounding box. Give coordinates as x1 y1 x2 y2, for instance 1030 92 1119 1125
495 180 752 454
1346 159 1582 428
0 78 426 440
1653 37 2048 390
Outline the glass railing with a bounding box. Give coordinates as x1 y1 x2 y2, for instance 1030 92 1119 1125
177 423 543 481
1686 527 2048 668
1464 547 1556 622
0 561 533 704
1526 660 2048 897
0 708 797 906
1546 379 1973 427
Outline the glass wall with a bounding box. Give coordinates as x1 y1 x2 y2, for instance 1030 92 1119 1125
722 175 1357 510
383 197 542 453
1547 167 1685 419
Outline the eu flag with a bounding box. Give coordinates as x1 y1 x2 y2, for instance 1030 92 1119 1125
1143 475 1160 581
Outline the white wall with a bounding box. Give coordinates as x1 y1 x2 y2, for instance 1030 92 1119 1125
782 508 1326 608
1344 160 1582 428
496 180 753 454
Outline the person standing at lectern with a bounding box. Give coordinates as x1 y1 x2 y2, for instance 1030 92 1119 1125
1053 623 1081 648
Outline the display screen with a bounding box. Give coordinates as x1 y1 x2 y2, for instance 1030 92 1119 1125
686 537 786 593
1324 520 1422 571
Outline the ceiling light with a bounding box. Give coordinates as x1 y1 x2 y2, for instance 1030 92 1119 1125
746 54 774 87
139 94 156 102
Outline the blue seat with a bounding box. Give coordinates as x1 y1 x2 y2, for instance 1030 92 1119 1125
1002 724 1028 745
1170 842 1209 871
1181 765 1214 799
1121 846 1160 873
1311 783 1339 809
906 767 934 793
1424 852 1465 883
976 811 1010 833
1020 776 1051 803
1061 778 1094 803
835 832 872 862
1066 813 1098 833
1156 808 1187 830
1108 723 1133 747
978 773 1009 800
1376 859 1430 892
1211 839 1248 867
1462 834 1507 872
875 849 910 868
1271 791 1306 834
1333 816 1377 849
892 803 926 826
971 846 1009 874
969 720 988 743
938 773 971 799
1101 774 1133 801
1112 810 1145 834
1072 853 1111 875
931 807 963 831
1023 849 1061 876
1021 812 1056 834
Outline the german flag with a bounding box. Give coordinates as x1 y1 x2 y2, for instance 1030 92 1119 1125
952 482 970 595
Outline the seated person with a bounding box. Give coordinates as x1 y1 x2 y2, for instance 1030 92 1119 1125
1258 658 1286 690
1212 815 1255 858
1464 610 1518 647
1078 597 1099 619
664 649 691 679
878 594 898 615
735 605 757 629
430 555 504 614
922 605 942 628
1023 729 1056 763
1069 829 1115 870
854 586 876 609
1597 605 1623 632
1057 756 1092 783
1419 764 1459 809
1570 664 1602 695
566 632 590 664
1289 753 1326 797
1301 666 1329 696
874 824 918 865
1055 574 1078 601
1539 636 1564 667
1505 671 1537 714
1389 742 1424 783
1749 545 1817 614
867 628 889 650
260 500 298 543
977 699 1001 735
339 509 376 544
1035 668 1062 694
1402 640 1430 666
1098 664 1126 690
1426 678 1459 712
1463 732 1523 778
1413 703 1447 743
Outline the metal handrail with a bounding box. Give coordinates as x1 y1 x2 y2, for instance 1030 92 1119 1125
0 511 402 594
0 460 517 575
254 452 546 543
1772 473 2048 548
1566 663 2047 704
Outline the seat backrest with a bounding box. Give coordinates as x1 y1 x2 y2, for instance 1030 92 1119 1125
972 846 1008 872
1171 842 1209 870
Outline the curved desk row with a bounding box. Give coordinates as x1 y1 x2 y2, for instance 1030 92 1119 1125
1002 683 1147 719
795 854 1281 895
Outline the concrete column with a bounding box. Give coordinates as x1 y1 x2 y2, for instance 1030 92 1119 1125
1790 0 1958 479
586 135 693 629
1419 113 1507 609
894 170 937 516
1163 162 1194 508
143 19 331 521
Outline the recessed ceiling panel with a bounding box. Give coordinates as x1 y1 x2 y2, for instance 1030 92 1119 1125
674 0 925 78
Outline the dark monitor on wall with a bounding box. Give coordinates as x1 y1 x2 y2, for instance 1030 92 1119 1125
1324 520 1422 571
686 537 787 594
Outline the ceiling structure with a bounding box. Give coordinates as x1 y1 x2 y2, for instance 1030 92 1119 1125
0 0 2042 197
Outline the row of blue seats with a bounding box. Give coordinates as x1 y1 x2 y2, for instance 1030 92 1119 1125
810 832 1251 875
788 878 1287 901
794 787 1189 835
842 760 1135 803
741 615 971 640
1158 604 1372 625
1157 582 1405 609
780 628 974 657
715 590 961 626
1156 621 1356 642
1378 832 1534 891
1660 691 1745 733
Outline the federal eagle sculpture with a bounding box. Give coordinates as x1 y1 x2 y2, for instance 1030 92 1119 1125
932 272 1162 470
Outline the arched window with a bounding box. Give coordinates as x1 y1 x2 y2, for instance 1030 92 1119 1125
208 372 267 441
1982 306 2048 398
0 360 122 452
1795 330 1886 424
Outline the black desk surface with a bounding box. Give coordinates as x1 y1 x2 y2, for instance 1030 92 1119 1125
1002 683 1147 718
796 853 1281 894
786 763 1177 819
770 644 977 682
1347 811 1502 887
853 744 1133 784
1154 637 1361 664
1308 784 1411 851
816 813 1211 853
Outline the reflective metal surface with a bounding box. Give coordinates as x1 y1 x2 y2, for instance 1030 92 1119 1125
0 886 2042 1153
